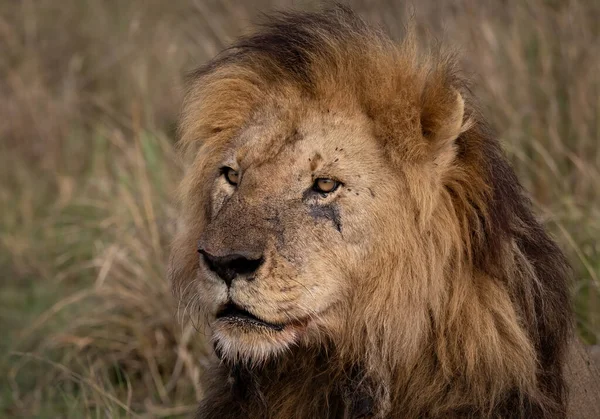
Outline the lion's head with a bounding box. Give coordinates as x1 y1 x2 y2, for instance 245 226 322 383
169 6 571 418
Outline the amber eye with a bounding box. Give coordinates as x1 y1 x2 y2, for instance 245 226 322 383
313 178 339 194
222 167 239 185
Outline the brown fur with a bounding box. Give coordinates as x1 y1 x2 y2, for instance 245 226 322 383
169 5 572 418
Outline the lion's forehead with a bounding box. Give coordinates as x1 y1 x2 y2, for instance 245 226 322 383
232 106 385 178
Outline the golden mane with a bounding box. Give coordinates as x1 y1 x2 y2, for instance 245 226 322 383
171 5 572 418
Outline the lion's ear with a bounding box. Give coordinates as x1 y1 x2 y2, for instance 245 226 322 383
420 85 468 166
422 87 464 143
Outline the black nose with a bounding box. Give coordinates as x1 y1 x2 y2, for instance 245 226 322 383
198 249 264 287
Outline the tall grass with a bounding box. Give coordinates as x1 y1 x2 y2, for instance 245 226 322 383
1 0 598 416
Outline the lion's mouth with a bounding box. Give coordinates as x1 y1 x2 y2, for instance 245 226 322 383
216 303 285 331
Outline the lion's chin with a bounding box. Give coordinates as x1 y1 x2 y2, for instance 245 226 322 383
211 304 309 364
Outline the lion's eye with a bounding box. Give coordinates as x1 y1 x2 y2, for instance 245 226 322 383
313 178 339 194
222 167 239 186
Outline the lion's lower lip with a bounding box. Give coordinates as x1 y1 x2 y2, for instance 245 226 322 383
216 303 284 331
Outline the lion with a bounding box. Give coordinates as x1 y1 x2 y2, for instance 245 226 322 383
168 6 573 418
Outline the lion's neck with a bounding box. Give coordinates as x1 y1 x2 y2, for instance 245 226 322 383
197 346 375 419
198 338 558 419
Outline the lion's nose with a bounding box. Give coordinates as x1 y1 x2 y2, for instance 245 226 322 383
198 249 264 287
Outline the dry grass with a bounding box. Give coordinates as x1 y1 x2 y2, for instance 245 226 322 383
1 0 598 417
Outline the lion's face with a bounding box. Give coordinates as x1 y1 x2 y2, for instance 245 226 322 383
170 16 470 366
187 104 404 362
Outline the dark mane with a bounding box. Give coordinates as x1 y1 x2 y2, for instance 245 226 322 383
189 4 379 89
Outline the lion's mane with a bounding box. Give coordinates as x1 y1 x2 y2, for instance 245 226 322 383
171 6 572 418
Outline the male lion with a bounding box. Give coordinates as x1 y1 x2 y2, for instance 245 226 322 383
169 6 574 418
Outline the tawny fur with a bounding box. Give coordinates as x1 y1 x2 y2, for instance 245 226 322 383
169 5 571 418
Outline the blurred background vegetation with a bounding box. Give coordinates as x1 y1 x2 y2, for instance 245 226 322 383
0 0 598 417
